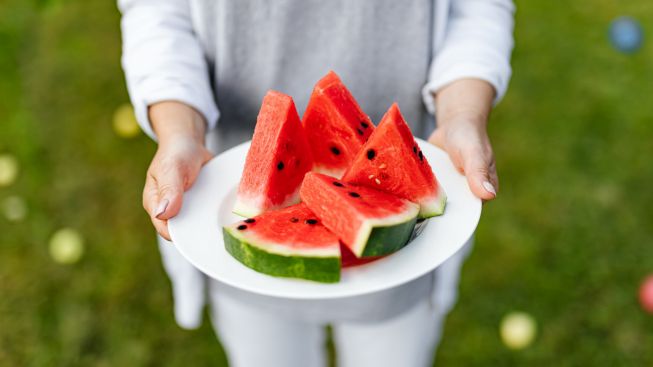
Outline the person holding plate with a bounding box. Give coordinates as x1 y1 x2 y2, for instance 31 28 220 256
119 0 514 366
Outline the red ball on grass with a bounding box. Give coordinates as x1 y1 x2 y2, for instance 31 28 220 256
639 275 653 313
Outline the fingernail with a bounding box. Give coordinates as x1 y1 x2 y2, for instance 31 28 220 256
155 199 169 218
482 181 497 196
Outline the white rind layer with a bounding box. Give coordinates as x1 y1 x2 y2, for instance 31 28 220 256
233 187 301 218
418 185 447 218
226 227 341 258
313 165 346 180
232 197 263 218
350 200 420 257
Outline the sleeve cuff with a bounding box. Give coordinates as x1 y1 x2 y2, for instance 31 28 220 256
130 81 219 141
421 62 511 116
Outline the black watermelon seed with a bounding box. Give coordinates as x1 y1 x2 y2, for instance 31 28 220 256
419 151 424 161
357 128 364 135
237 225 247 230
290 217 299 223
244 218 255 223
277 161 284 170
333 181 344 187
413 146 417 154
366 149 376 160
330 146 341 155
380 172 389 179
360 121 370 128
306 219 318 225
349 192 361 198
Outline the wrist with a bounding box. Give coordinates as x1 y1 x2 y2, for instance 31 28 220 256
437 110 488 131
436 108 489 139
433 78 495 130
149 101 207 145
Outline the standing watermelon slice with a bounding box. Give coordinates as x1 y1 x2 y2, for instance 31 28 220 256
223 204 341 283
342 103 446 218
300 172 419 258
302 71 374 178
233 91 314 217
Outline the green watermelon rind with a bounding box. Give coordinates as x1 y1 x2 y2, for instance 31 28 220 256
349 203 421 257
223 227 341 283
417 185 447 219
360 216 419 257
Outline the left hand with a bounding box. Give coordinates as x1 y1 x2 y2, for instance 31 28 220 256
428 117 498 201
429 78 499 201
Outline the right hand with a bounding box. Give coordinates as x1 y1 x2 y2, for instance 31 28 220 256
143 101 212 241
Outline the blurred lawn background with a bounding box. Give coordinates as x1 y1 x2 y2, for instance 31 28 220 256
1 0 652 366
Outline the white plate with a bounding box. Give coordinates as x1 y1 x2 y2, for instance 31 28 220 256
169 139 481 300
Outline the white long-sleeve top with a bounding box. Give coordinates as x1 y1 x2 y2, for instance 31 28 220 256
119 0 514 329
120 0 514 144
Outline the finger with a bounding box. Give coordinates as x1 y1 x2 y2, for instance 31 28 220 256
200 147 214 165
143 173 160 217
428 129 445 150
153 162 185 220
151 217 171 241
143 174 173 240
488 158 499 192
462 149 497 201
429 130 465 174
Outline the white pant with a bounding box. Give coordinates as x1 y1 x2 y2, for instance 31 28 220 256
158 237 472 366
211 287 446 367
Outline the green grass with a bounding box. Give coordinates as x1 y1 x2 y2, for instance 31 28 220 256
1 0 652 365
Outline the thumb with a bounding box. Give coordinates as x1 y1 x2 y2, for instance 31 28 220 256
153 165 185 220
462 150 498 201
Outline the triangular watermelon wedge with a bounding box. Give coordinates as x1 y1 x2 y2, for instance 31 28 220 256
300 172 419 258
233 91 314 217
302 71 374 178
342 103 446 218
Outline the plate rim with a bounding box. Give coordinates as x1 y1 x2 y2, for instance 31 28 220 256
170 139 481 300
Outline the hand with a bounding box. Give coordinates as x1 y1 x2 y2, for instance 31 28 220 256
430 79 499 201
143 101 212 240
428 118 498 201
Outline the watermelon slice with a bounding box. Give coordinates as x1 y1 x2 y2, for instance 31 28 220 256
300 172 419 258
233 91 314 217
342 103 446 218
302 71 374 178
223 204 341 283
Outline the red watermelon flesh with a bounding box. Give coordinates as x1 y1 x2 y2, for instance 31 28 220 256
223 203 341 283
302 71 374 178
234 91 314 217
342 103 446 218
300 172 419 258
